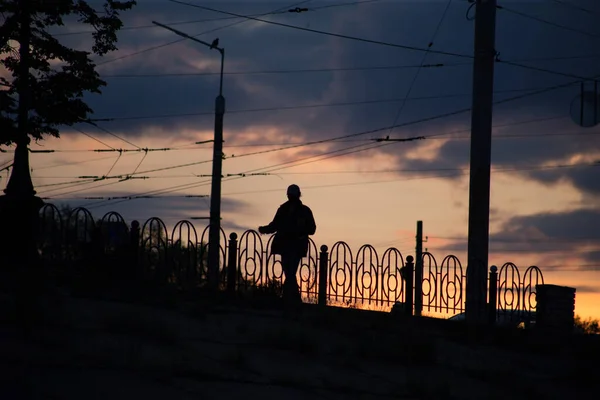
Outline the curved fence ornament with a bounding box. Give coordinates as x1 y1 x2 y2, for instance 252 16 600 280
33 203 552 319
439 255 465 314
328 241 353 303
170 220 200 288
38 203 64 262
140 217 169 281
67 207 95 242
65 207 96 263
498 262 522 313
522 265 544 312
264 234 282 283
99 211 129 254
421 251 439 313
298 237 319 300
200 224 228 281
238 229 266 288
355 244 379 305
380 247 405 305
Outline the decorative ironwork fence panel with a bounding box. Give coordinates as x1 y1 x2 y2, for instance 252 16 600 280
36 204 545 317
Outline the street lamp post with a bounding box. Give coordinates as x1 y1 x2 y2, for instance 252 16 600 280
152 21 225 289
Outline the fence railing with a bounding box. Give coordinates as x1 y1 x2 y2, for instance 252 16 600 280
37 205 544 319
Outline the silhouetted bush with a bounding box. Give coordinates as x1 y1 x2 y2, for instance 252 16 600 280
575 315 600 335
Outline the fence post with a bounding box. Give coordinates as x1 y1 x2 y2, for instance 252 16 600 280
129 220 140 281
227 232 238 293
415 221 424 316
318 245 329 307
402 255 414 316
488 265 498 325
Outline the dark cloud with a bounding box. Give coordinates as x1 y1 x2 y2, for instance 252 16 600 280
38 0 600 198
431 207 600 268
576 285 600 294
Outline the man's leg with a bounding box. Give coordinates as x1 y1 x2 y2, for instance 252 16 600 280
281 251 301 303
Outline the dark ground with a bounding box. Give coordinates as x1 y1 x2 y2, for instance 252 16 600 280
1 281 599 400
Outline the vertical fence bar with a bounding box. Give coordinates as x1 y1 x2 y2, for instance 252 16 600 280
403 255 414 316
318 245 329 306
130 220 140 282
227 232 238 293
415 221 423 316
488 265 498 325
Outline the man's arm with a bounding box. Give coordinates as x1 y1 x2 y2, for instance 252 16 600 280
259 207 282 234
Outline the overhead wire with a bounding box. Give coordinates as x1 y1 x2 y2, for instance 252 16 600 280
39 179 128 198
33 114 597 180
94 0 315 68
169 0 598 82
218 161 600 197
72 128 597 207
101 61 468 78
99 53 600 79
88 84 577 123
71 141 403 208
51 0 377 37
547 0 599 16
497 3 600 39
387 0 453 137
32 152 140 171
48 74 600 204
71 125 116 150
27 113 591 155
169 0 475 60
83 119 142 150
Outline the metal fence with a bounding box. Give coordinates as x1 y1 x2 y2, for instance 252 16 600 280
38 204 544 318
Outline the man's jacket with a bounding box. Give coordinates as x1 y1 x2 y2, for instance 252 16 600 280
261 200 316 256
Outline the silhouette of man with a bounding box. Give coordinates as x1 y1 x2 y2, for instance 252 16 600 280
258 184 316 304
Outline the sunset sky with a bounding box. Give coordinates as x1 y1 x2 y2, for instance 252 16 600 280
1 0 599 318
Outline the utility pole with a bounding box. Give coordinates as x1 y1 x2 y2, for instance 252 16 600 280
415 220 423 317
151 22 226 290
207 93 225 288
465 0 498 324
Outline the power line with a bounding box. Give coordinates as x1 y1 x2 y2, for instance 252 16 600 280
169 0 598 82
94 1 314 68
51 87 595 202
387 0 453 136
32 152 140 172
547 0 599 17
83 119 142 150
88 84 579 123
216 161 600 197
75 141 599 207
498 3 600 39
496 58 595 81
98 53 600 79
71 125 115 150
100 61 468 78
169 0 475 60
53 73 600 205
26 125 599 168
70 142 396 207
430 234 600 243
51 0 378 37
42 194 209 201
31 114 595 180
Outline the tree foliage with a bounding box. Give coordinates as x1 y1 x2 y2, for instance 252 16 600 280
575 315 600 335
0 0 136 146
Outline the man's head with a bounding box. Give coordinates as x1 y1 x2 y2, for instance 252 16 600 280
287 184 301 200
